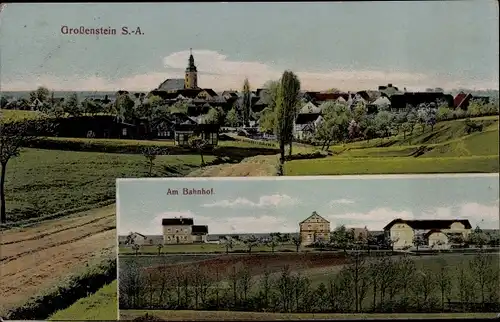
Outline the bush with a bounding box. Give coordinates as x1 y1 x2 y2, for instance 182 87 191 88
284 151 328 161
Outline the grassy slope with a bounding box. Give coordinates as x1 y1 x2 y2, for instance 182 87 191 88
48 280 117 321
286 116 499 175
4 149 214 222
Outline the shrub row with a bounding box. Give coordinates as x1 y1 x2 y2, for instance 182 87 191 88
228 135 278 148
6 258 116 320
283 151 328 161
0 199 116 230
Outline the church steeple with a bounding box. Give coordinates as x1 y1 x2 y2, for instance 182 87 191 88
184 48 198 89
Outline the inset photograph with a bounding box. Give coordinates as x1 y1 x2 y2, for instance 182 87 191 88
117 175 499 320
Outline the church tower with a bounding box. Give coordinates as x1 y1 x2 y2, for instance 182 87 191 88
184 48 198 89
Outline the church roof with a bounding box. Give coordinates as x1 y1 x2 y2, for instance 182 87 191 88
157 79 185 91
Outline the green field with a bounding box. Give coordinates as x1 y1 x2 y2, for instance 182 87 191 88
119 242 299 254
4 148 215 222
49 280 117 321
120 310 498 320
286 116 499 175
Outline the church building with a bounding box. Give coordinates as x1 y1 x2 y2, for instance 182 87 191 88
157 49 200 92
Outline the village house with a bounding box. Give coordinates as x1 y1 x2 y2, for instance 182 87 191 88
162 217 209 244
299 211 331 246
383 218 472 250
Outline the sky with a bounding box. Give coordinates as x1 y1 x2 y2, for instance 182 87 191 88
117 174 500 235
0 2 498 92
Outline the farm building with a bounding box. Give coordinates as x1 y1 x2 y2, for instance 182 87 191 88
383 218 472 250
299 211 331 246
162 217 209 244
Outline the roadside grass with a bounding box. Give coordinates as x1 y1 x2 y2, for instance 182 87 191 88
120 309 498 320
4 148 214 222
119 243 300 255
48 280 117 321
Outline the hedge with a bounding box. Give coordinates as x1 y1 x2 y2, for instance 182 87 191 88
23 137 279 159
6 258 116 320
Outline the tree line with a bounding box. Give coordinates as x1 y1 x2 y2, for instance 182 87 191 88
119 251 500 313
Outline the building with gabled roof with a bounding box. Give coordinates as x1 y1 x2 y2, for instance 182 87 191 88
383 218 472 249
299 211 331 245
162 217 209 244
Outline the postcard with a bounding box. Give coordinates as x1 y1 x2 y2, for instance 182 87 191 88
117 175 500 320
0 1 498 320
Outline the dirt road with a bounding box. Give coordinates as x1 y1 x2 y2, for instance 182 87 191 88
0 204 116 315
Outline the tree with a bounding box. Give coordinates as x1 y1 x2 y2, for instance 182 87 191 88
202 107 225 125
242 78 252 127
142 146 162 176
330 225 355 253
268 233 281 253
223 237 234 254
261 80 280 111
348 119 361 140
469 226 488 248
63 93 82 117
258 107 276 134
374 111 393 138
292 234 302 252
244 235 259 253
276 71 300 166
225 108 240 127
115 93 136 122
157 244 163 255
132 243 141 256
0 96 8 109
189 136 209 166
0 116 52 223
412 235 426 251
29 86 50 105
168 101 188 115
315 102 351 150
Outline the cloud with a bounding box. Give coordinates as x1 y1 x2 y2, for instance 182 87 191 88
326 202 499 231
118 211 195 235
2 49 498 91
201 194 299 209
329 198 355 206
326 207 414 231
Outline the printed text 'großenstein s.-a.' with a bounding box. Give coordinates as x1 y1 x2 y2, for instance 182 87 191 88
60 25 144 36
167 188 215 196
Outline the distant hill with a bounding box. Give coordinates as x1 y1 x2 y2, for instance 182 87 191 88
0 91 147 100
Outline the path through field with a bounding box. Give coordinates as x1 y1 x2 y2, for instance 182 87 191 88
0 204 116 315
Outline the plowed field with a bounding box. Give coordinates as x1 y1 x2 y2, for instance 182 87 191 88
0 205 116 315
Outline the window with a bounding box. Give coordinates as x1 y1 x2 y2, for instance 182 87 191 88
167 228 171 232
176 229 179 233
308 224 311 229
122 128 127 136
167 236 171 240
184 229 187 233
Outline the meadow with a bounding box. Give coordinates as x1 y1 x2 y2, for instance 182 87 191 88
119 252 500 314
3 148 216 224
285 116 499 175
119 242 300 255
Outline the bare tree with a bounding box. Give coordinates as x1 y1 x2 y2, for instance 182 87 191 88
435 259 452 311
292 234 302 252
142 146 162 177
157 243 163 255
189 136 209 166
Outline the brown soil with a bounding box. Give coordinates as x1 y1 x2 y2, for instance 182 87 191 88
0 204 116 315
188 155 278 177
144 252 349 279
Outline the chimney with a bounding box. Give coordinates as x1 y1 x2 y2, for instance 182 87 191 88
388 83 393 88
